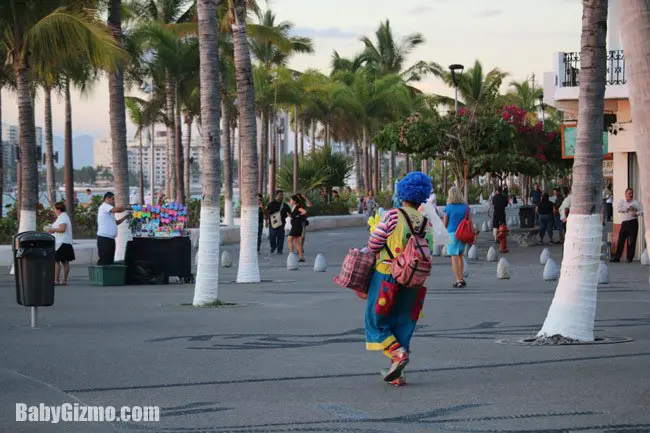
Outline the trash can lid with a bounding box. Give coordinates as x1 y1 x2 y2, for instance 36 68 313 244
15 231 55 246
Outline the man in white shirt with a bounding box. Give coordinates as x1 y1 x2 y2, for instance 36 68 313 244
97 192 132 265
612 187 643 263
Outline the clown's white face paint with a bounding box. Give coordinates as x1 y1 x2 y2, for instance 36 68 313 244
537 214 601 342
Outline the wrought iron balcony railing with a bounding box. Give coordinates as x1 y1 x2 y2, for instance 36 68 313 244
562 50 627 87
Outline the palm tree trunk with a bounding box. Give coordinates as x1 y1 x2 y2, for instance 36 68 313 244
405 154 411 173
193 0 222 305
537 0 607 343
620 0 650 259
165 73 176 200
310 121 316 154
232 0 261 283
300 122 305 158
293 106 298 193
183 116 192 198
139 132 144 204
389 151 395 193
108 0 131 261
362 126 369 192
222 100 234 225
0 89 3 214
354 139 362 194
374 146 380 193
44 87 56 207
175 82 184 202
15 61 38 232
269 111 277 195
293 106 299 194
64 79 76 227
259 109 268 194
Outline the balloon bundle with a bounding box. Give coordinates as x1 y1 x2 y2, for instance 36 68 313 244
130 202 188 237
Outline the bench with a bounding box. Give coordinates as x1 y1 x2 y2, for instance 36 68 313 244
508 228 540 247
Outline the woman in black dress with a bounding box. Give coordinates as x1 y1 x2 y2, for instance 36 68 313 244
287 195 307 262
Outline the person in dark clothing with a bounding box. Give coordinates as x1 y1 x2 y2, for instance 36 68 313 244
530 183 542 225
491 187 509 241
612 188 644 263
536 193 554 244
552 188 565 243
257 193 268 253
287 195 308 262
266 190 290 254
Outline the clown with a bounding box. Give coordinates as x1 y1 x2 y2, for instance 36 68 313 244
364 171 434 386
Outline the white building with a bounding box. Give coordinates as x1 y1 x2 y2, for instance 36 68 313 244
94 130 202 189
1 123 17 187
542 0 641 259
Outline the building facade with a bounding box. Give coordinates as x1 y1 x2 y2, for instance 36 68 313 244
94 130 203 190
542 0 642 259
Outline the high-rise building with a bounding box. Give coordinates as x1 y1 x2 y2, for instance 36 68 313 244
1 123 18 187
94 130 203 189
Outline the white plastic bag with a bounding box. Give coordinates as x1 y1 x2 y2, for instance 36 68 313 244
285 218 292 234
420 199 451 246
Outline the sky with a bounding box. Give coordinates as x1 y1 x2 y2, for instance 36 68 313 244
1 0 584 139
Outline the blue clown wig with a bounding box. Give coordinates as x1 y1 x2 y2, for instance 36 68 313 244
396 171 432 205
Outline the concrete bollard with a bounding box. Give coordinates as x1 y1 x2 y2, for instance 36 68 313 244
487 246 498 262
313 253 327 272
432 244 442 257
463 257 469 278
497 257 511 279
543 258 560 281
287 253 299 270
468 244 478 260
443 245 450 257
540 248 551 265
220 250 233 268
481 221 489 232
641 249 649 266
598 260 609 284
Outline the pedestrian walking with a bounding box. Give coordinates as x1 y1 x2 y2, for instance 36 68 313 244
266 190 290 254
536 193 554 244
287 195 307 262
364 172 433 387
257 193 268 254
48 202 75 285
491 187 508 242
443 186 471 288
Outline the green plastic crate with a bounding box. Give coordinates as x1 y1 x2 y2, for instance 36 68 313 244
88 265 126 286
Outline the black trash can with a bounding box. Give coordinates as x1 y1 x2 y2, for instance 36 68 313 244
519 206 536 229
13 232 56 306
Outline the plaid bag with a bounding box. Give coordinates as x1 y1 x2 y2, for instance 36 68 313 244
332 248 376 294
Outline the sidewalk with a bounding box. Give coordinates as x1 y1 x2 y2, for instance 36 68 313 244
1 225 649 432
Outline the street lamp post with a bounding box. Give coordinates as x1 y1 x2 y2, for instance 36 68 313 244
539 93 545 128
141 79 155 205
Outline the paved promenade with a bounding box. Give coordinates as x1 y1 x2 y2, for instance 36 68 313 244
1 213 648 432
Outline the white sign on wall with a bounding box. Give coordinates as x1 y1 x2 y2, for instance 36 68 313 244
603 160 613 177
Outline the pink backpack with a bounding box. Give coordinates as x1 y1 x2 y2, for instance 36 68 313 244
386 209 432 289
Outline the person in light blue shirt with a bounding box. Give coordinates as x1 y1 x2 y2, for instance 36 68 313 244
443 186 472 288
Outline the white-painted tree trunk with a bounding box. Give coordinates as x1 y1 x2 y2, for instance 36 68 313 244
193 205 221 304
620 0 650 255
236 205 260 282
537 215 601 341
536 0 607 343
114 211 131 262
193 0 223 305
18 211 36 233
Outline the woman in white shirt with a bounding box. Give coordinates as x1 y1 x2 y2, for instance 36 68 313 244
48 202 75 285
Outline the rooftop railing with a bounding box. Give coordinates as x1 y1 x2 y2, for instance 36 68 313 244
562 50 627 87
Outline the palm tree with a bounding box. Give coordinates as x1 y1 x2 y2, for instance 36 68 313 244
249 9 313 195
536 0 607 343
503 79 542 113
231 0 261 283
129 0 196 201
193 0 222 306
107 0 132 261
620 0 650 259
0 0 120 232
